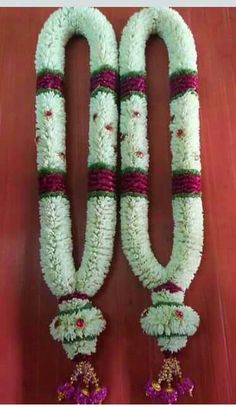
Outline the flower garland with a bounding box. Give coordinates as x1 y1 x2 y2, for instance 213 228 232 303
35 7 118 404
119 7 203 403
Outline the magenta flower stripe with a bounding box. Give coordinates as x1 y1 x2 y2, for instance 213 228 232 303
88 168 116 193
39 172 66 195
172 172 201 195
120 171 148 195
120 75 146 98
37 72 64 94
90 69 118 93
170 71 198 99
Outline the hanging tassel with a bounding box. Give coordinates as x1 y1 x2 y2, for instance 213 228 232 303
145 354 194 404
57 358 107 404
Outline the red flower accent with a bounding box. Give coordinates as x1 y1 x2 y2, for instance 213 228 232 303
59 152 66 160
136 151 144 158
176 129 184 137
76 318 85 329
44 110 53 118
54 319 61 328
175 310 184 318
105 123 113 131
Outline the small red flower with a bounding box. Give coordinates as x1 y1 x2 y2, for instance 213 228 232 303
76 318 85 329
176 129 184 137
105 123 113 131
59 152 66 160
44 110 53 118
136 151 144 158
175 309 184 319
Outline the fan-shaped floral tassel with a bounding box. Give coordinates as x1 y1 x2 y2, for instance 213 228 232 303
145 355 194 404
57 359 108 404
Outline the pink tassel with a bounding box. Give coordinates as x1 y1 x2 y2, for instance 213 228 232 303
57 359 107 404
145 355 194 404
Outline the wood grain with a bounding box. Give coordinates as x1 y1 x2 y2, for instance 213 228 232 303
0 7 235 403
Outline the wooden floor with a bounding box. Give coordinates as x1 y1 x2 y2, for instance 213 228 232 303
0 6 235 404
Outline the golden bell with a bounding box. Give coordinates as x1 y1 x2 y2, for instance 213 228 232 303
57 392 64 402
81 388 89 396
152 382 161 391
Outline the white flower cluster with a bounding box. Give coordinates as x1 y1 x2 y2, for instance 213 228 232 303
36 7 117 74
119 7 197 77
35 7 118 357
36 92 66 172
120 7 203 352
50 298 106 359
151 290 184 305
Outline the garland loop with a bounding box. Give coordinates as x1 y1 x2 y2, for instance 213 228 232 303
35 7 118 403
119 7 203 403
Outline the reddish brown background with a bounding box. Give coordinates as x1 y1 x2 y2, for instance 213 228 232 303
0 6 235 404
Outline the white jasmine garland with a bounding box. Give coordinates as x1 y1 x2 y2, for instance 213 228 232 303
119 7 203 353
35 7 118 360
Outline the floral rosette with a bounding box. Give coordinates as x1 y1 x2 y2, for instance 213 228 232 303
141 291 199 353
50 297 106 359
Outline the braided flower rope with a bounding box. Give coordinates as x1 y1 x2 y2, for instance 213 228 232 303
35 7 118 403
120 7 203 403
